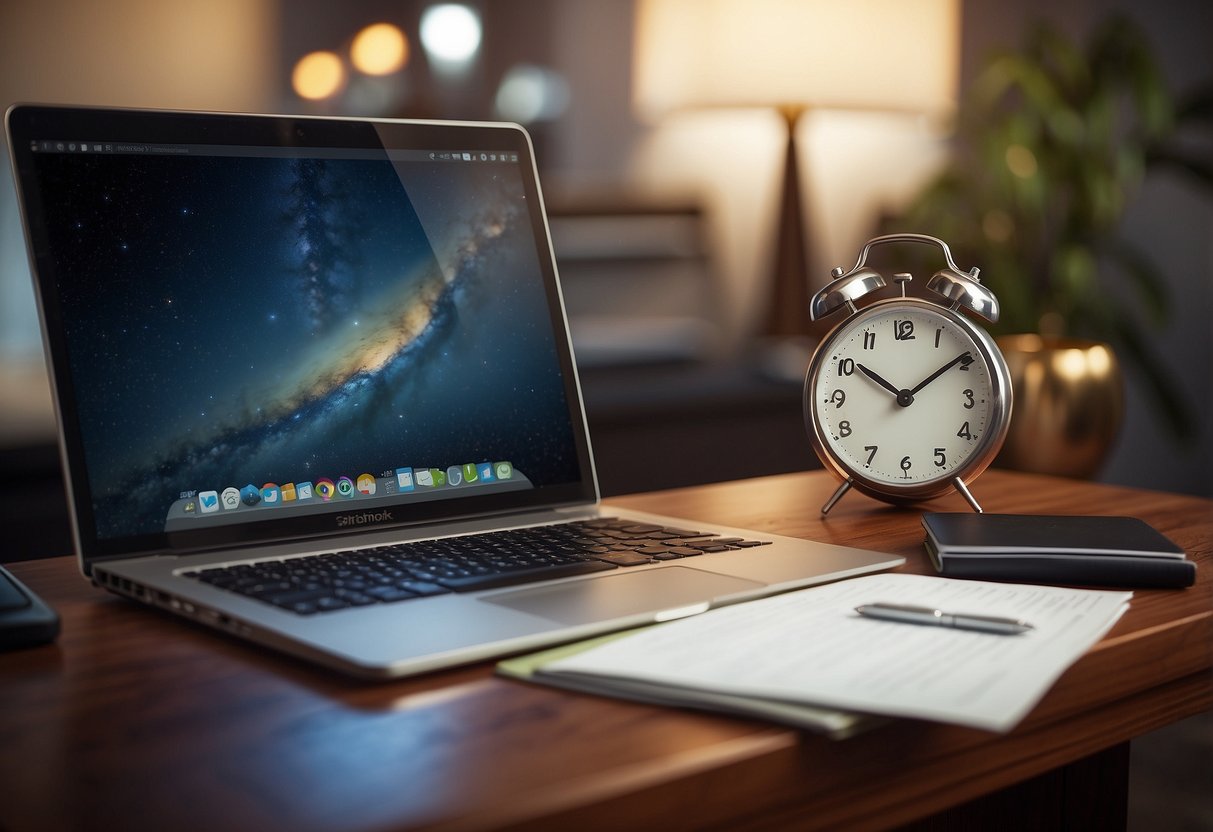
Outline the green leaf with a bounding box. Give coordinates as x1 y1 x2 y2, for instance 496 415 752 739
1115 145 1146 191
1046 108 1086 146
975 53 1066 119
1031 23 1089 94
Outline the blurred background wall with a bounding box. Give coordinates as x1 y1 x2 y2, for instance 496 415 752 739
1 0 1210 498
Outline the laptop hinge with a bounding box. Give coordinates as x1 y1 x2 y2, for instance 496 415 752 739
554 504 600 516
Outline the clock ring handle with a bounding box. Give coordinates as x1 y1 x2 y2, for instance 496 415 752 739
848 233 970 277
816 233 1000 324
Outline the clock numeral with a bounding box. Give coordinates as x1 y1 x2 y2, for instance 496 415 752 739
934 328 942 348
863 331 876 350
900 455 912 479
933 448 947 467
863 445 878 466
958 353 974 371
957 421 973 440
828 389 846 409
893 320 916 341
838 420 852 437
962 388 975 409
838 357 855 376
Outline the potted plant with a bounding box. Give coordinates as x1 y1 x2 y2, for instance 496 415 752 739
885 16 1211 475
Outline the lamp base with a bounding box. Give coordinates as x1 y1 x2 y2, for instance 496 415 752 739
760 104 812 340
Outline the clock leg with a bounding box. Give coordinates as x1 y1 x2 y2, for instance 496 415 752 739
952 477 984 513
821 478 854 516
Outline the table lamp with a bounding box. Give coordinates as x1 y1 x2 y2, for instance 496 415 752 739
633 0 959 341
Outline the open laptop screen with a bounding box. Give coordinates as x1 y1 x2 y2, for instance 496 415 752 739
7 106 596 562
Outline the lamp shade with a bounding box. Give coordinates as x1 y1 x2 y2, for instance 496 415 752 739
633 0 959 118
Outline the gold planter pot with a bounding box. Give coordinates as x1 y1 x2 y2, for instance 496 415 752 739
995 335 1124 479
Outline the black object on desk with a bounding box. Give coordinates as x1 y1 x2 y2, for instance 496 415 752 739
923 513 1197 588
0 564 60 650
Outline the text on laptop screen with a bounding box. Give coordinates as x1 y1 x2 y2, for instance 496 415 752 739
25 138 583 542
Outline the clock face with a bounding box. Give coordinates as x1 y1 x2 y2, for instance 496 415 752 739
807 299 1009 496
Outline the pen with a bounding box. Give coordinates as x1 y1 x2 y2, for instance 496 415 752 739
854 603 1034 635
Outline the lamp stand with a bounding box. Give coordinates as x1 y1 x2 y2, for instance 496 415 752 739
756 104 815 379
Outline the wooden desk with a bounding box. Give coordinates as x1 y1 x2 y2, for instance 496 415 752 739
2 470 1209 831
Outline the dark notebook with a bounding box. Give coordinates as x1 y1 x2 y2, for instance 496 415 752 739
922 513 1196 589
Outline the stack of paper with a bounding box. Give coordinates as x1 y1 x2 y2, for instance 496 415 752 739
498 573 1131 734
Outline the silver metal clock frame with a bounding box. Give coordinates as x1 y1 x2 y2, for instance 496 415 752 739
804 234 1013 516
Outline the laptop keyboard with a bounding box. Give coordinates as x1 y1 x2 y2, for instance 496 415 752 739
182 518 769 615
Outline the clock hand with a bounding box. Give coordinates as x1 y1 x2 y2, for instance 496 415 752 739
909 351 975 396
856 363 901 397
857 363 916 408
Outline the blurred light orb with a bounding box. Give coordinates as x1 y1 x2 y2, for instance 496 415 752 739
982 209 1013 243
1005 143 1038 178
495 65 570 124
420 4 482 64
293 51 345 100
351 23 408 75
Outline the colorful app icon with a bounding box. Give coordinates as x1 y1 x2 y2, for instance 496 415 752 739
396 467 414 491
495 461 513 480
240 484 261 506
280 483 297 502
431 468 447 487
336 476 355 498
221 487 241 509
446 465 463 486
260 483 281 504
314 478 336 501
296 481 314 500
199 490 219 513
462 463 479 484
356 473 377 496
184 501 196 514
415 469 434 487
477 462 495 482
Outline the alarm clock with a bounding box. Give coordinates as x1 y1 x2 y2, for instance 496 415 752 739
804 234 1012 515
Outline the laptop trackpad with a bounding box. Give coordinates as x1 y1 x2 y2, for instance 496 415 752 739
482 566 763 626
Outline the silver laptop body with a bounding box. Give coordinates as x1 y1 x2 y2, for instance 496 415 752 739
6 105 902 678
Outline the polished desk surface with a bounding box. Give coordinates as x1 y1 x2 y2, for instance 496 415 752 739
2 470 1210 831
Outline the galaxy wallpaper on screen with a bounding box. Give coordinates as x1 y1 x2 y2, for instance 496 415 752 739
34 150 581 539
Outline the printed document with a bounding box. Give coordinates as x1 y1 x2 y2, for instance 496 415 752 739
537 573 1131 732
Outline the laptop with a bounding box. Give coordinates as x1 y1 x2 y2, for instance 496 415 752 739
5 104 903 678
